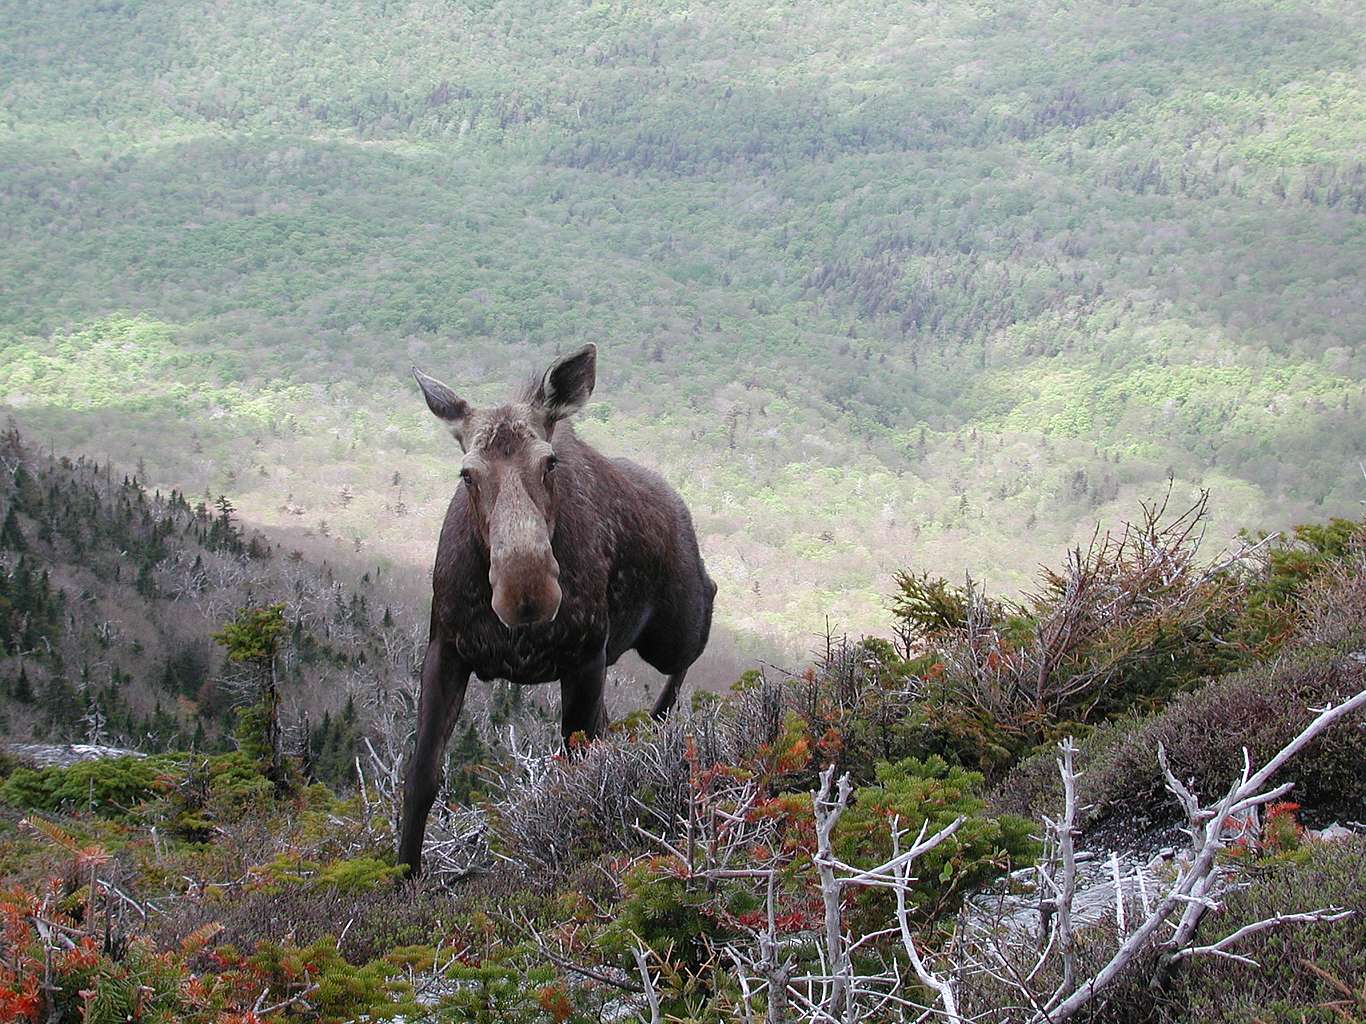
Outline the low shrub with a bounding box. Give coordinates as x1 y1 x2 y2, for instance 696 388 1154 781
150 751 275 840
1159 836 1366 1022
434 961 573 1023
0 755 179 818
0 748 22 782
30 935 188 1024
0 880 419 1024
1240 518 1366 650
1295 532 1366 653
898 508 1366 785
596 857 752 975
957 839 1366 1024
155 870 542 967
834 756 1037 922
0 752 277 835
259 853 405 893
236 937 416 1023
994 649 1366 830
891 494 1258 779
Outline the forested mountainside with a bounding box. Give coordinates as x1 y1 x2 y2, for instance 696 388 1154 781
3 0 1364 647
0 424 544 791
2 455 1363 1021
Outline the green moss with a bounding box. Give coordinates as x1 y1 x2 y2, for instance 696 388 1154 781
314 855 406 893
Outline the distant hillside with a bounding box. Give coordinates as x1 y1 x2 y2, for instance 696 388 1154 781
2 0 1364 644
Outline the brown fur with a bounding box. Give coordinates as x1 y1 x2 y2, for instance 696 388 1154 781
399 346 716 876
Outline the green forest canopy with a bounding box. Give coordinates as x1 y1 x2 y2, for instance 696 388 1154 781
1 0 1363 647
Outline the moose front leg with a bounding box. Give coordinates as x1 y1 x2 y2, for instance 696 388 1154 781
398 637 469 878
559 648 608 745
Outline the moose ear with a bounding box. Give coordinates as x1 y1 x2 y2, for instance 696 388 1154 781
413 367 470 438
538 344 597 424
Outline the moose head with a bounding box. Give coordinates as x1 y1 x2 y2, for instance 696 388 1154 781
412 345 597 629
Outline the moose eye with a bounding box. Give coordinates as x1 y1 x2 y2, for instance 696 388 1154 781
545 454 559 473
459 467 474 486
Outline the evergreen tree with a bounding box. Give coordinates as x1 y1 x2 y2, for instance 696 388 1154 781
0 507 25 551
213 603 290 789
0 567 12 651
135 559 157 599
13 663 34 703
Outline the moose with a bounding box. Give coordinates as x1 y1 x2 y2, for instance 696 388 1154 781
398 345 716 876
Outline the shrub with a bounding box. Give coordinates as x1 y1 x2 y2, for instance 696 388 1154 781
995 648 1366 829
42 937 187 1024
892 571 1012 642
239 937 416 1023
151 751 275 840
1159 837 1366 1023
491 689 817 878
893 493 1258 778
433 961 567 1023
958 840 1366 1024
596 857 751 974
833 756 1038 923
0 755 179 817
0 752 278 832
897 509 1366 787
1295 531 1366 653
807 637 958 783
0 748 23 782
0 882 420 1024
1240 518 1366 650
259 854 405 894
314 855 406 893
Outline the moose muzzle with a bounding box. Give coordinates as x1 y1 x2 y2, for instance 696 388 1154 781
488 487 562 629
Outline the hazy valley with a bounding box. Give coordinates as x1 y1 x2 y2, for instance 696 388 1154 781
3 0 1364 653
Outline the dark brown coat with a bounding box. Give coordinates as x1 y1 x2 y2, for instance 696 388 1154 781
398 346 715 876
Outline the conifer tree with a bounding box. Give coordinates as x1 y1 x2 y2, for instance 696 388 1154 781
0 506 25 550
213 603 290 788
13 663 34 703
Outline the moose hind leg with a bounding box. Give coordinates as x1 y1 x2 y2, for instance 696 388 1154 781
651 669 688 719
398 639 469 878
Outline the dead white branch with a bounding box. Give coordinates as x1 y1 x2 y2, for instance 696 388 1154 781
1037 687 1365 1021
809 763 965 1021
1168 909 1353 967
633 945 663 1024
